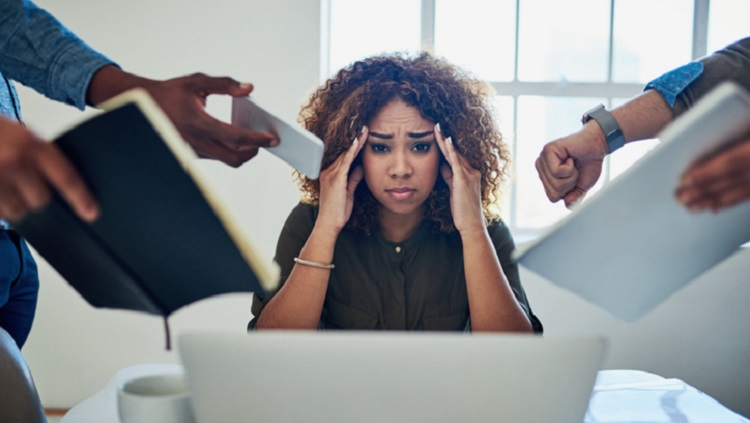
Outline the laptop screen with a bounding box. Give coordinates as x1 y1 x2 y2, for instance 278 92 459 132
179 331 606 423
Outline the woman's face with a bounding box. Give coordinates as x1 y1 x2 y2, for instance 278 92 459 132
362 99 441 220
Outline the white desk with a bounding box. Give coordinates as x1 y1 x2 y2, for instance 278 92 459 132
62 365 748 423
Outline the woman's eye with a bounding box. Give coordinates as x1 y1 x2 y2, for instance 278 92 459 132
370 144 389 153
412 143 432 152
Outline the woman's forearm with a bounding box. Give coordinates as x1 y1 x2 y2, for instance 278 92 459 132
255 227 338 329
460 228 533 333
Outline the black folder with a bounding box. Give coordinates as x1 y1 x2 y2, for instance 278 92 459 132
12 89 279 317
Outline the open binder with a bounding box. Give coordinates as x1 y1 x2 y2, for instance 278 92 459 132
12 89 280 317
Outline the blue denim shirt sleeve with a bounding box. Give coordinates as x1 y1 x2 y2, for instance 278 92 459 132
0 0 117 110
0 70 22 119
643 62 704 107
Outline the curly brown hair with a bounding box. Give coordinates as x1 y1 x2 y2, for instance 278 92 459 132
295 51 511 234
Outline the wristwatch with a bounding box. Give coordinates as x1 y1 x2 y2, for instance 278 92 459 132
581 104 625 154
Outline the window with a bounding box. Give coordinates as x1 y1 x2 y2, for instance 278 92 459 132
323 0 747 238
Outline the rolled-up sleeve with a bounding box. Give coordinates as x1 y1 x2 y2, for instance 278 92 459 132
644 37 750 117
0 0 117 110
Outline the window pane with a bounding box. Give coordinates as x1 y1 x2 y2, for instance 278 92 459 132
328 0 421 76
612 0 693 83
493 96 515 154
434 0 516 81
515 96 605 228
708 0 749 53
517 0 609 82
608 139 659 180
493 96 515 223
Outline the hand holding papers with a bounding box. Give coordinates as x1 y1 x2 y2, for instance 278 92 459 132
516 82 750 321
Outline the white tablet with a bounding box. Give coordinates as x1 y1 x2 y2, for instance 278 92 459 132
231 96 324 178
515 82 750 321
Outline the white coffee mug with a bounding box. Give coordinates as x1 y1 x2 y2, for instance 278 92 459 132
117 373 195 423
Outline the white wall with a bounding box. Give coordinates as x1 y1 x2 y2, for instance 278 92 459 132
16 0 750 418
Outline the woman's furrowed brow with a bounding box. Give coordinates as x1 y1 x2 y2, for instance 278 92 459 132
408 131 434 139
368 132 393 140
368 131 433 139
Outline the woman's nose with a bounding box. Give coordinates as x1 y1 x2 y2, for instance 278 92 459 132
388 151 412 178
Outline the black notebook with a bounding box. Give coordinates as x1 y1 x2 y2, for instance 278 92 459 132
11 89 279 317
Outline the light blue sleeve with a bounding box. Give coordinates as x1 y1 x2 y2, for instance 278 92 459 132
0 0 117 110
643 62 704 108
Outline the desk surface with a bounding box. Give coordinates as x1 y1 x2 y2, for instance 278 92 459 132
62 364 749 423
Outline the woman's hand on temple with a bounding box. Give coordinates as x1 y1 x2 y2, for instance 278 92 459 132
316 127 368 235
434 124 485 234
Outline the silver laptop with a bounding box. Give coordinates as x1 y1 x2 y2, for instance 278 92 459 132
516 81 750 322
178 331 607 423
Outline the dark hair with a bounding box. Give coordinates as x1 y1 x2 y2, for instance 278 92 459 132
295 51 510 234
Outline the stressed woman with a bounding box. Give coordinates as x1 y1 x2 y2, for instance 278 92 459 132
249 52 542 333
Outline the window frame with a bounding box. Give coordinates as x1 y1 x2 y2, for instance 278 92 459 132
321 0 715 238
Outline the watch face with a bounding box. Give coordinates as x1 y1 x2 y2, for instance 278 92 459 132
582 104 605 124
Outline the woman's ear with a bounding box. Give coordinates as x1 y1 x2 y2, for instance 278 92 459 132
439 162 453 186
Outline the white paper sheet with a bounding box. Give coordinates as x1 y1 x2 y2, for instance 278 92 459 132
231 97 324 178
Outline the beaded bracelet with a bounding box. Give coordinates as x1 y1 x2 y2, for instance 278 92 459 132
293 257 335 269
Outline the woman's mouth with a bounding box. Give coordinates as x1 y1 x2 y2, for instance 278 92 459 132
386 187 416 201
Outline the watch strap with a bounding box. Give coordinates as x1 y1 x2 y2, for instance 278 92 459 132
581 104 625 154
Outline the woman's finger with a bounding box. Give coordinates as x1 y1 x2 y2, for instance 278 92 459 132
434 123 449 161
443 136 460 169
340 126 368 170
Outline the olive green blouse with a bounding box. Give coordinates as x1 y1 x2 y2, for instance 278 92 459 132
249 202 542 333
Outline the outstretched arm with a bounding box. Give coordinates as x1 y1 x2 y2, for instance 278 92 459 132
0 1 278 223
0 68 281 223
536 90 674 207
86 66 278 168
537 37 750 209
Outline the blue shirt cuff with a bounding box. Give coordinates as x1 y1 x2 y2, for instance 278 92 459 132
644 62 704 107
48 45 116 110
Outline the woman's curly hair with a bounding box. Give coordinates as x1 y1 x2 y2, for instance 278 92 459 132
295 51 511 234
